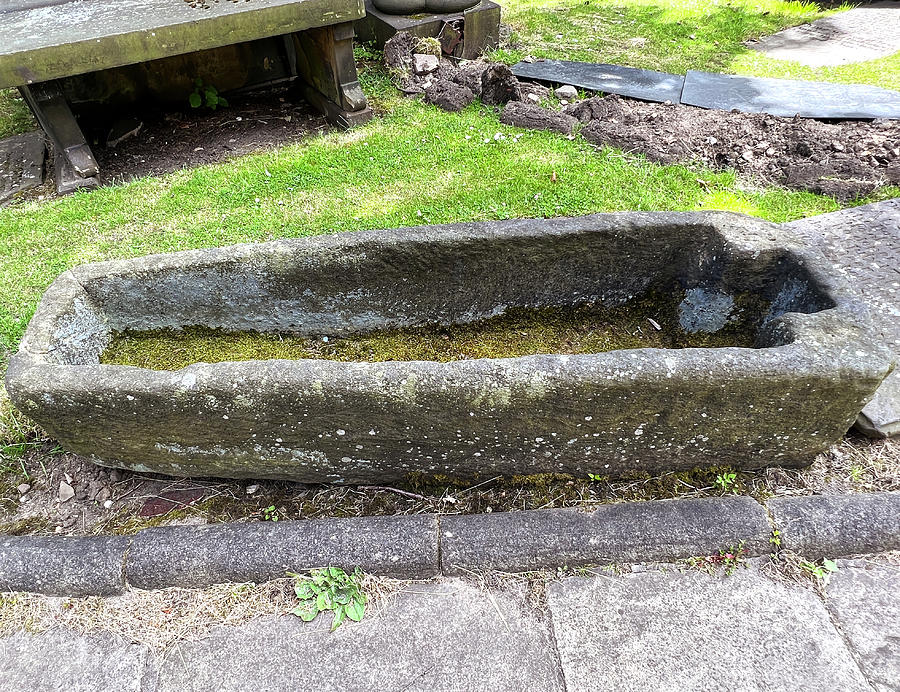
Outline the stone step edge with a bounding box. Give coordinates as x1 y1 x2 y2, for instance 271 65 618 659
0 492 897 597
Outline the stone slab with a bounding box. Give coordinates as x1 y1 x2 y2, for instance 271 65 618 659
127 515 440 590
0 535 128 596
511 59 684 104
767 492 900 559
784 199 900 437
0 628 151 692
752 2 900 68
0 131 45 204
0 0 366 89
826 561 900 692
681 70 900 119
152 579 565 691
441 497 773 574
548 566 870 691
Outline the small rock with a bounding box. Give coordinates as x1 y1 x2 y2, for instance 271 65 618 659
832 141 845 152
96 487 111 503
741 150 754 162
413 53 440 75
527 93 541 104
17 483 31 494
246 484 260 495
59 481 75 503
555 85 578 100
103 499 114 509
705 136 718 145
766 147 776 157
559 99 569 106
109 470 123 483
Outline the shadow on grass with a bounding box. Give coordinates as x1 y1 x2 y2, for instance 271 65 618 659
495 0 826 74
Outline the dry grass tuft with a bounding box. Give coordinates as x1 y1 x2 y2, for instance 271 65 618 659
0 574 422 649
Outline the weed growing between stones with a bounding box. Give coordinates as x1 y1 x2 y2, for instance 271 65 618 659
289 567 367 631
100 291 766 370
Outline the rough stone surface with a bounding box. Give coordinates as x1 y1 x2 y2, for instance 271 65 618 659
0 0 365 89
0 535 128 596
441 497 772 573
751 2 900 68
480 63 522 105
681 70 900 119
554 84 577 100
412 53 439 75
513 59 684 104
0 131 45 204
127 515 439 589
424 79 475 112
826 561 900 691
151 580 564 691
499 101 578 135
6 212 893 483
548 567 871 691
0 628 150 692
767 493 900 559
785 199 900 437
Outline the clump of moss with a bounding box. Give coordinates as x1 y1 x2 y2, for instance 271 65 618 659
101 290 766 371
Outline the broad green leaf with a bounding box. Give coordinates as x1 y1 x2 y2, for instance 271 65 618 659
331 605 346 631
345 599 365 622
823 559 838 573
188 92 202 108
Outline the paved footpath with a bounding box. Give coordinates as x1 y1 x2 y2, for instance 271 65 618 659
1 557 897 691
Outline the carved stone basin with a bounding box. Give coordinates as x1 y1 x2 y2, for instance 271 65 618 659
6 212 892 483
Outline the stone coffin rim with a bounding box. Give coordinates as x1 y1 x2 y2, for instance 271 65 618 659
8 210 891 378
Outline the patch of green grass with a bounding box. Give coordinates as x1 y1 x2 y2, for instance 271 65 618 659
0 98 848 359
493 0 897 90
0 89 34 139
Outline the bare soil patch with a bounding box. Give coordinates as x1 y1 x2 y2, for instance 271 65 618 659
571 94 900 202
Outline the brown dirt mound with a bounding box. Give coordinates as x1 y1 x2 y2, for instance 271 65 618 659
571 95 900 201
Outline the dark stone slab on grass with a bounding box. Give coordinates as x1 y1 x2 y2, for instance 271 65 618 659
441 497 772 574
767 492 900 559
0 131 45 204
127 515 440 589
0 535 128 596
0 628 152 692
681 70 900 119
153 580 564 692
511 59 684 104
499 101 578 134
548 568 870 690
826 562 900 691
783 199 900 438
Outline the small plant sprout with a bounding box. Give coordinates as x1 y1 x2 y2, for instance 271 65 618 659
770 528 781 548
714 471 737 494
261 505 280 522
189 78 228 110
289 567 367 631
801 558 839 586
587 472 605 482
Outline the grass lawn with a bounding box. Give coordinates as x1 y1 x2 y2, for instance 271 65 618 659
0 0 897 420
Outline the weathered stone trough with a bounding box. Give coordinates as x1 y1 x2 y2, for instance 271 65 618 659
6 212 892 483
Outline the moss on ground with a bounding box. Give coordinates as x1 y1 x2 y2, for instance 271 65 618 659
101 291 766 370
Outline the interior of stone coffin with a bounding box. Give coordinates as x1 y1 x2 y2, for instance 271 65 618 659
73 227 837 368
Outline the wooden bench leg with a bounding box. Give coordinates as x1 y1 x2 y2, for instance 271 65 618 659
293 22 373 128
19 81 100 194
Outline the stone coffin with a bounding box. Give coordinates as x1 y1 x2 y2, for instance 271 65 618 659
5 212 893 483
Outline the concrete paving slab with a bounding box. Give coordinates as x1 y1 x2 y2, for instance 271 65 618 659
548 566 871 691
784 199 900 437
0 131 45 205
153 579 565 692
511 59 684 104
0 627 151 692
681 70 900 119
751 2 900 68
827 561 900 692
